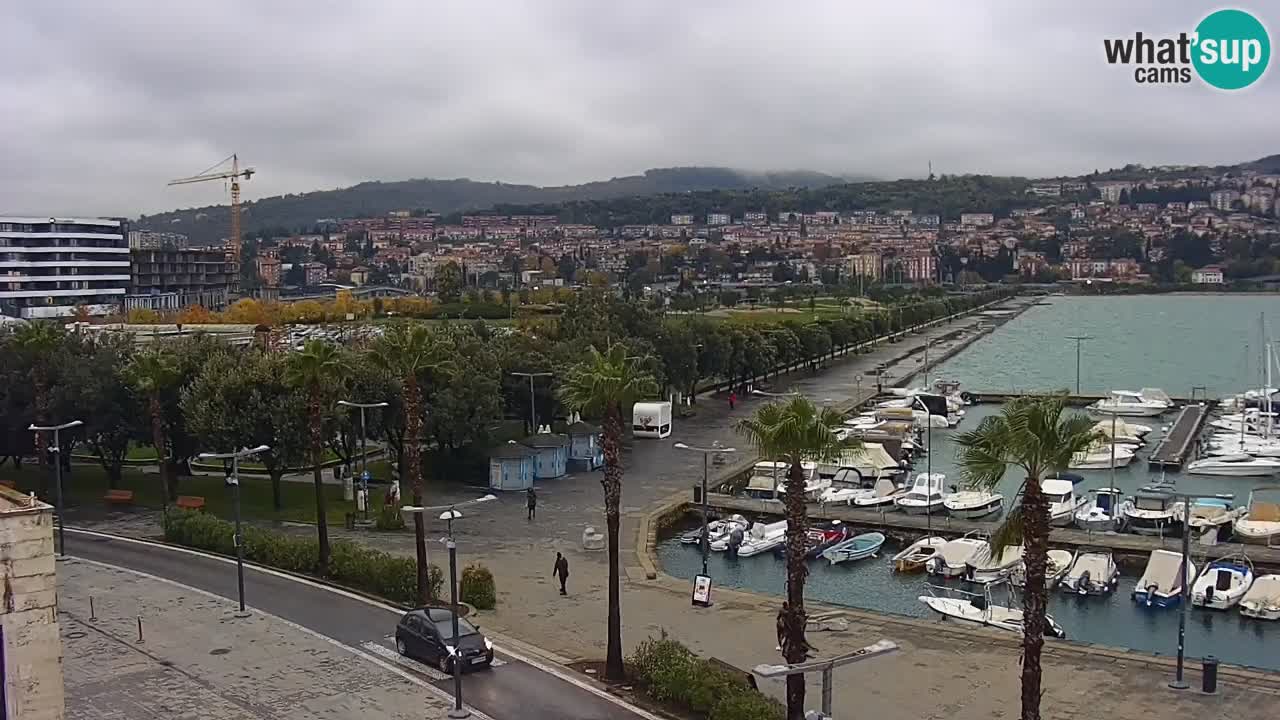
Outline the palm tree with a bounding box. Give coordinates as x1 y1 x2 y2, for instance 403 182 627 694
953 395 1100 720
11 323 65 480
286 339 347 573
558 343 658 682
736 397 853 720
125 349 180 505
368 325 451 604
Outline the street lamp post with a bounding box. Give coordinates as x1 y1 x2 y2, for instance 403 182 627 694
28 420 83 558
674 442 737 576
1064 336 1093 395
399 495 497 608
338 400 389 520
753 639 900 720
197 445 270 615
510 372 552 434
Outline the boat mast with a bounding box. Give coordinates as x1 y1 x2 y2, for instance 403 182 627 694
1109 412 1117 485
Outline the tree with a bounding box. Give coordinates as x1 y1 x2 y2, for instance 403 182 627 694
436 261 464 303
286 339 347 572
69 333 138 489
368 325 453 604
736 398 853 720
10 323 65 476
953 396 1100 720
421 327 503 460
558 344 658 682
126 348 181 503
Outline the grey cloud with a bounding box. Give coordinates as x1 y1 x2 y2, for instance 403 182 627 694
1 1 1275 217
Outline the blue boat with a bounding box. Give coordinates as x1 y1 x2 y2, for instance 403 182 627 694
1131 549 1194 608
821 532 886 565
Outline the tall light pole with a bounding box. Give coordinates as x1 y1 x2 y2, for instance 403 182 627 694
400 495 497 606
674 442 737 576
197 445 270 615
1064 335 1092 395
511 372 552 434
338 399 388 519
753 639 900 720
28 419 83 558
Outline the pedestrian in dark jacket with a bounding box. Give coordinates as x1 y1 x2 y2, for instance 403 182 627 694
553 552 569 595
526 487 537 520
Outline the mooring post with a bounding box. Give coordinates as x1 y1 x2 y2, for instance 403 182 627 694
136 615 144 644
89 596 96 622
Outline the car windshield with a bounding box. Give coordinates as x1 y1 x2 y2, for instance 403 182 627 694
432 616 479 640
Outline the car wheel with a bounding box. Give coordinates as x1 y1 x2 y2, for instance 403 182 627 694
396 638 408 656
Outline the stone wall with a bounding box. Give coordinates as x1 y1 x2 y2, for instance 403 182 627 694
0 490 63 720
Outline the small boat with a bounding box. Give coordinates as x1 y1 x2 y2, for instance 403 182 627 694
1191 555 1254 610
892 536 947 573
1074 487 1122 532
1132 549 1194 608
1186 497 1243 543
1186 454 1280 477
1092 419 1150 446
943 490 1004 519
1089 390 1170 417
678 514 748 545
716 519 787 556
918 584 1066 638
775 523 850 559
1240 575 1280 620
815 444 902 483
1060 551 1120 596
852 476 906 509
1068 444 1136 470
1043 478 1089 527
965 545 1025 585
895 473 947 515
1119 492 1184 536
927 533 988 578
1233 487 1280 545
821 531 886 565
1011 549 1075 589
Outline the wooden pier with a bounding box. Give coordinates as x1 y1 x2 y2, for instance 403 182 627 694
1148 403 1213 469
701 493 1280 572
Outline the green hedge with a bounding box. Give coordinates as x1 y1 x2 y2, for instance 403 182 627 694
629 634 783 720
163 510 442 604
460 563 496 609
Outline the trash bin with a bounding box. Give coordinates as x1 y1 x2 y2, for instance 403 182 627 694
1202 656 1218 694
693 484 703 504
344 512 356 530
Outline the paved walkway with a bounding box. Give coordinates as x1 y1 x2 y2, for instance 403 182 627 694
60 559 458 719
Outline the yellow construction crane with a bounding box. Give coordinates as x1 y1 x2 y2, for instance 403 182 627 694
168 154 255 264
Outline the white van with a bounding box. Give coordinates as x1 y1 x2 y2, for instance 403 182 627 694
632 401 672 439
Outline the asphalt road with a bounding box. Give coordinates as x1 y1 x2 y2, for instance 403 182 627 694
65 530 647 720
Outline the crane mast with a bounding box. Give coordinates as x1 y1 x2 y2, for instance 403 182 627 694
168 154 255 271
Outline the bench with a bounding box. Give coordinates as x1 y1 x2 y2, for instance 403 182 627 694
175 495 206 511
104 489 135 505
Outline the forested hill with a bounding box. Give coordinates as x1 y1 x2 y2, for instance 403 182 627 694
135 167 852 243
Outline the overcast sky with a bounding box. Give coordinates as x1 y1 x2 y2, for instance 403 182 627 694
2 1 1275 217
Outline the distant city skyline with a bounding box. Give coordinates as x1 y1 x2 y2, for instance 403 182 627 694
2 1 1275 216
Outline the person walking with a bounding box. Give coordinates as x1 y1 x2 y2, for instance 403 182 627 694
728 391 737 410
526 487 537 521
553 551 570 595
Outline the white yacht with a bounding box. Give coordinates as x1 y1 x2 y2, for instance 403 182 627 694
1233 487 1280 545
1191 555 1254 610
918 584 1066 638
942 490 1003 519
927 533 988 578
1118 493 1184 536
1060 551 1120 596
1092 419 1148 447
1089 390 1171 417
1186 454 1280 477
965 545 1024 585
895 473 947 515
1069 443 1136 470
1240 575 1280 620
1074 487 1122 532
1043 478 1089 527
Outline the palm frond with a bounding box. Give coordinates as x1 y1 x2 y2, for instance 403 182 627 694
988 504 1025 557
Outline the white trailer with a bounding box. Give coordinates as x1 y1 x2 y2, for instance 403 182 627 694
632 401 672 439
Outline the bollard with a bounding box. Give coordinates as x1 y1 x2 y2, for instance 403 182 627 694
89 596 96 621
136 615 144 644
1201 656 1218 694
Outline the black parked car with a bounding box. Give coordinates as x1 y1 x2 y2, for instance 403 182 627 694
395 608 493 672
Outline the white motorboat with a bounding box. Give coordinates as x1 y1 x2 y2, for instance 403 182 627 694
927 533 988 578
1186 454 1280 477
892 536 947 573
678 514 748 545
1240 575 1280 620
1233 487 1280 545
1118 493 1183 536
895 473 947 515
1186 497 1244 543
1074 487 1122 532
1206 435 1280 457
1191 555 1254 610
918 585 1066 638
1068 444 1136 470
1132 549 1194 608
1089 390 1171 417
942 490 1003 519
715 519 786 556
1092 419 1149 446
1011 549 1075 589
1060 551 1120 596
965 545 1024 585
1043 478 1090 527
851 476 906 509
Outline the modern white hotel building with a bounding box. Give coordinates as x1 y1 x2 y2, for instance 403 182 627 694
0 216 130 319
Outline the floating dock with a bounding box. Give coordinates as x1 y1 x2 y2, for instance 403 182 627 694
1148 403 1213 469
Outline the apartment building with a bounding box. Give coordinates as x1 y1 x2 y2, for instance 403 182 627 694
0 216 131 318
125 248 237 311
845 252 882 280
128 229 189 250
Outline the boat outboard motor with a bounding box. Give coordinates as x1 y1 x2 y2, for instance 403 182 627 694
1145 583 1158 607
1204 584 1215 604
1077 570 1091 596
727 527 744 557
